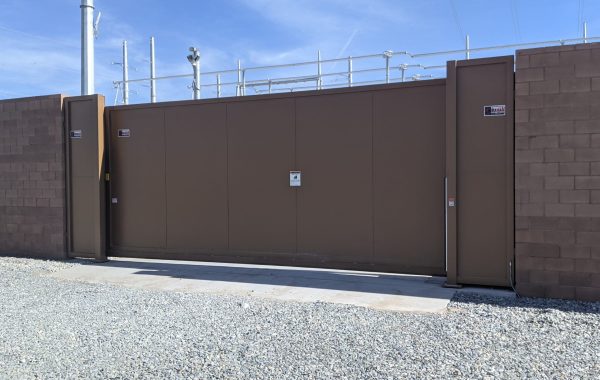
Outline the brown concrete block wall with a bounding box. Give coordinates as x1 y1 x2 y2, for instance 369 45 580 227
0 95 67 259
516 42 600 301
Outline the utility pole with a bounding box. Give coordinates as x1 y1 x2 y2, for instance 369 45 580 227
80 0 95 95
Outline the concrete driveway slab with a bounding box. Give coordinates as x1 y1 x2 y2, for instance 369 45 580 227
52 257 459 313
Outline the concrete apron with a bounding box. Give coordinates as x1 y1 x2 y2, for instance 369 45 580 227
50 258 509 313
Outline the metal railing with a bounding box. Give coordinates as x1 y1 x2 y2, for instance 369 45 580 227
112 31 598 105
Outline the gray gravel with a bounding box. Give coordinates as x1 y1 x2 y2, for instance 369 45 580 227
0 257 599 379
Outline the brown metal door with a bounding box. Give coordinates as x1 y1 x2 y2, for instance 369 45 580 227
373 84 446 274
296 92 374 262
164 104 228 252
455 57 514 286
227 99 297 253
109 108 166 251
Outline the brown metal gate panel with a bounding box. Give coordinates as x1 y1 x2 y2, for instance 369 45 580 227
106 86 449 272
110 108 166 250
164 104 228 251
103 67 513 281
453 57 514 286
227 99 297 253
372 84 446 274
296 93 374 261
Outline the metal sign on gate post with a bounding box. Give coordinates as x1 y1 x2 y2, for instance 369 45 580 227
483 104 506 117
117 129 130 138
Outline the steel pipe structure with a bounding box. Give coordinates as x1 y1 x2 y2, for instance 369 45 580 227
80 0 95 95
122 40 129 105
112 34 600 104
317 50 323 90
187 47 201 100
347 56 353 87
150 37 157 103
465 35 470 60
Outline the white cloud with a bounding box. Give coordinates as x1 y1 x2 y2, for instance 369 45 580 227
0 0 418 102
0 7 145 100
0 25 79 96
236 0 412 39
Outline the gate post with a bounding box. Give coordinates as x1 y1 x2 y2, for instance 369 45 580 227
444 56 515 288
445 61 459 287
64 95 107 262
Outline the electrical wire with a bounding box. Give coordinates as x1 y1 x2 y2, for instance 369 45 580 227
510 0 522 42
581 0 586 35
578 0 582 35
449 0 465 42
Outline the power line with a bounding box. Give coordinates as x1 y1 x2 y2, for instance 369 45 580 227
577 0 585 35
578 0 581 34
510 0 521 41
582 0 586 35
449 0 464 42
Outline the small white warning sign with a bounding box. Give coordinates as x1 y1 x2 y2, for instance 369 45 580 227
290 171 301 187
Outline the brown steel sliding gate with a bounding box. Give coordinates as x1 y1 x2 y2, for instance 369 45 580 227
66 56 514 286
106 81 447 275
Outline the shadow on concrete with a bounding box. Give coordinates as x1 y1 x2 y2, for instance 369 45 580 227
86 258 453 300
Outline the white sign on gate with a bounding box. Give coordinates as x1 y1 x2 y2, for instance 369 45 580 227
290 171 301 187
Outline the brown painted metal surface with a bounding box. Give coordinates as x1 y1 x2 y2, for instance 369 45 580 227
64 95 106 261
373 85 446 274
452 56 515 286
110 108 166 250
106 83 448 274
445 61 459 286
228 99 297 253
104 65 513 280
296 92 374 261
164 104 228 251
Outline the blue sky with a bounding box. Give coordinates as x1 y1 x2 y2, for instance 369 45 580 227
0 0 598 103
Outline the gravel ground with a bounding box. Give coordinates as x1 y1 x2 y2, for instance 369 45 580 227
0 257 599 379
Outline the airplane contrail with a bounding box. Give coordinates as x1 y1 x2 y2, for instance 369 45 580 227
336 28 359 59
